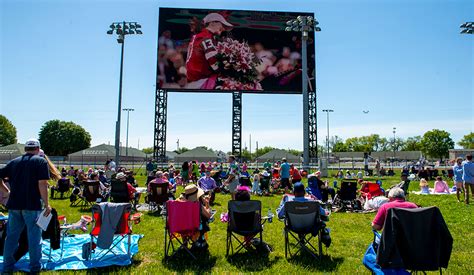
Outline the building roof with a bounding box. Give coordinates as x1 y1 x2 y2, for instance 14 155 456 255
174 147 218 162
256 149 301 163
67 144 147 158
0 143 25 155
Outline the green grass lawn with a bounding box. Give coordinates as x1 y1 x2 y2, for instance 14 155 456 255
42 173 473 274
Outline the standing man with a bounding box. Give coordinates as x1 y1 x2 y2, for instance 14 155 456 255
224 155 240 200
279 158 291 193
462 154 474 204
185 12 233 89
0 139 51 272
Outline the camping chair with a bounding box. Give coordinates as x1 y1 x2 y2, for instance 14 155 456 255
89 203 135 261
283 201 325 259
239 175 251 187
164 200 201 259
147 181 169 212
110 179 131 203
376 207 453 273
333 179 359 211
71 181 102 208
365 182 384 200
52 178 72 199
226 200 267 256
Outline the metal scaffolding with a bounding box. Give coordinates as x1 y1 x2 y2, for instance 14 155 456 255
232 91 242 159
153 88 168 163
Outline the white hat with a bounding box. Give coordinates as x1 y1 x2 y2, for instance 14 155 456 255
25 138 40 148
116 172 127 180
203 13 233 29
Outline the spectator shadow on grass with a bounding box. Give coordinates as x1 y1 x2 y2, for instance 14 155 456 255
287 254 344 272
162 249 217 273
226 251 280 272
85 258 142 274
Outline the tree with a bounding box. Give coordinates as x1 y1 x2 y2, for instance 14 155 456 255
142 147 153 154
38 120 91 156
402 136 422 151
332 141 348 152
0 115 17 146
287 148 302 157
389 137 405 152
420 129 454 161
458 132 474 149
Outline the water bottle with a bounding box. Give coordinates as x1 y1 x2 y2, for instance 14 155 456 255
267 208 273 223
333 180 338 189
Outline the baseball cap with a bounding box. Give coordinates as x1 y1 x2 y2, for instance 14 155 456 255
293 182 305 193
203 13 233 29
25 138 40 148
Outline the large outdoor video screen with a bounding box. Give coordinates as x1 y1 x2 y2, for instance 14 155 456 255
157 7 315 93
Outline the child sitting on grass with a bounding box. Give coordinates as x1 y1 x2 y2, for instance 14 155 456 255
419 178 430 194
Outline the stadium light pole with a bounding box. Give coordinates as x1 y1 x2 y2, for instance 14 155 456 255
322 109 333 161
123 108 134 157
460 22 474 34
285 15 321 169
392 127 397 167
107 21 142 167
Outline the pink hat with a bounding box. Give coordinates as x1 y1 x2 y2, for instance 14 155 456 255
238 185 251 192
203 13 233 29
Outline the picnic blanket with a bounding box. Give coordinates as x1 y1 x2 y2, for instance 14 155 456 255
0 234 142 272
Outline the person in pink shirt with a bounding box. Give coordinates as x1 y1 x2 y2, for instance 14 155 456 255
372 187 418 231
433 176 450 194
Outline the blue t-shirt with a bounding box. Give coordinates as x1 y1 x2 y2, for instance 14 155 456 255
280 162 290 179
0 153 50 210
453 164 463 182
462 161 474 183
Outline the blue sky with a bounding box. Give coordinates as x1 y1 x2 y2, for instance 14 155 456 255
1 0 473 152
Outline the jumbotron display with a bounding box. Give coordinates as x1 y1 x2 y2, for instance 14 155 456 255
157 7 315 93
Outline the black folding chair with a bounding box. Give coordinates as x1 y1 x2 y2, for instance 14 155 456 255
147 182 169 212
333 179 359 211
377 207 453 273
52 178 71 199
110 179 130 203
226 200 265 256
283 201 324 259
71 181 102 208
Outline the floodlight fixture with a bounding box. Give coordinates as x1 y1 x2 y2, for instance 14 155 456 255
460 21 474 34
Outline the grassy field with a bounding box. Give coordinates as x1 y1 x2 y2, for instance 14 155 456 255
42 172 473 274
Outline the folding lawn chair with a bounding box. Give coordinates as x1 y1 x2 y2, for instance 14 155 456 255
88 203 134 261
376 207 453 273
366 182 384 200
164 200 201 260
283 201 325 259
226 200 266 256
70 181 103 208
52 178 72 199
333 179 359 211
147 181 169 212
110 179 131 203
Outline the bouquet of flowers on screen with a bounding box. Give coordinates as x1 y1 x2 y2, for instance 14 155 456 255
215 38 263 90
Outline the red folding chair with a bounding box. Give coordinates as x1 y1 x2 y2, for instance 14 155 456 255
164 200 201 259
367 182 384 199
89 203 135 261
